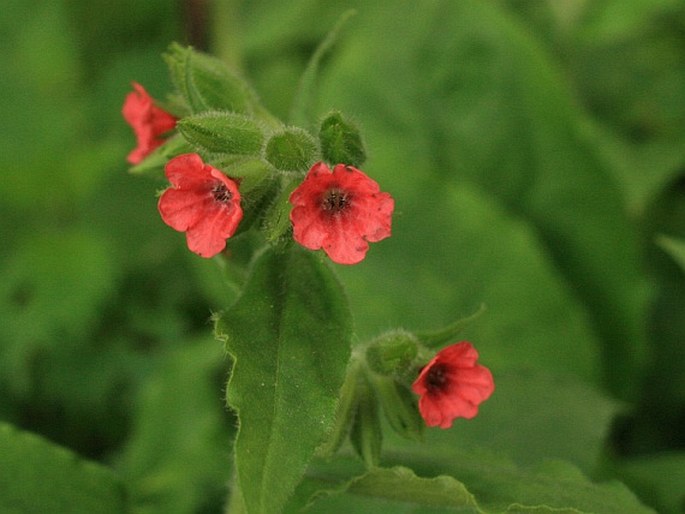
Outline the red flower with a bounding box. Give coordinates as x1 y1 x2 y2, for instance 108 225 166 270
412 342 494 429
289 162 394 264
122 82 177 164
158 153 243 258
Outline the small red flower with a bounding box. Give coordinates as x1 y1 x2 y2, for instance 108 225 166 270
412 342 494 429
122 82 177 164
289 162 394 264
158 153 243 258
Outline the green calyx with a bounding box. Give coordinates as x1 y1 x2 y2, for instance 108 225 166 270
264 128 319 172
365 329 420 377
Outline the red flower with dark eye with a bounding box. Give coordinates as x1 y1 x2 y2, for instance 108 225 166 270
158 153 243 258
122 82 177 164
289 162 394 265
412 342 494 429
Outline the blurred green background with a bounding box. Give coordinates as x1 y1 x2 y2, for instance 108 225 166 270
1 0 684 513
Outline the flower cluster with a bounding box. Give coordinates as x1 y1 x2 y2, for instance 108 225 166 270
412 342 494 428
123 84 394 262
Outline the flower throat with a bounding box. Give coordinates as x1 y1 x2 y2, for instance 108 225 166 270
322 188 350 213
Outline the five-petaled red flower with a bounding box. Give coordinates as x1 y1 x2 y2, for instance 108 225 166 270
412 342 494 429
158 153 243 258
289 162 394 264
122 82 177 164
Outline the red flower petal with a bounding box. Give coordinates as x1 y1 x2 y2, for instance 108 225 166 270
122 82 177 164
289 162 394 264
412 342 494 429
157 153 243 258
164 153 214 189
185 202 243 257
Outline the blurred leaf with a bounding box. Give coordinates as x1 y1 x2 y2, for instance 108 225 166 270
0 229 117 392
656 235 685 274
116 337 231 514
289 9 356 127
0 422 129 514
387 455 654 514
569 2 685 202
341 177 602 384
215 245 353 514
0 1 82 212
576 0 684 43
287 369 629 512
315 0 647 399
293 465 480 513
609 452 685 514
414 370 620 472
292 453 654 514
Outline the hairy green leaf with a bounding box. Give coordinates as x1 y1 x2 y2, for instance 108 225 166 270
215 245 353 514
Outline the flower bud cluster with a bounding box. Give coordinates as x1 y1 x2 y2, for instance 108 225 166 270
122 44 394 264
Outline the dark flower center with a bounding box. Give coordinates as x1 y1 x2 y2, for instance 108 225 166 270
321 188 350 213
211 183 232 204
425 363 449 393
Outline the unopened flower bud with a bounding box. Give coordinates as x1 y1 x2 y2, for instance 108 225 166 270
178 111 264 155
319 111 366 167
164 43 258 114
264 128 319 172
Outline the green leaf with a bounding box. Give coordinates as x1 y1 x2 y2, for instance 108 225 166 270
0 422 129 514
215 245 353 514
178 111 265 155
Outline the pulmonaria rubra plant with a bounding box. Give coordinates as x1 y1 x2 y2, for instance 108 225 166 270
123 38 494 514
